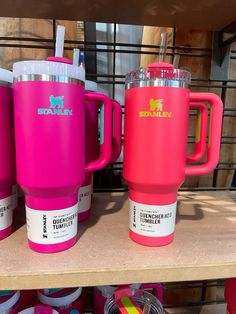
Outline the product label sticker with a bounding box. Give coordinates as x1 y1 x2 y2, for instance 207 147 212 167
78 183 93 213
26 204 78 244
0 196 13 230
129 199 177 237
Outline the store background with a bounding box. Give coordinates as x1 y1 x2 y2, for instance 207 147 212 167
0 18 233 311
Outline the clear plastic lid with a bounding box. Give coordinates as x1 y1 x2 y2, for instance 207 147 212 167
85 80 97 92
37 288 82 307
0 291 20 313
125 62 191 89
104 290 164 314
96 284 141 298
0 69 13 84
13 60 85 82
18 306 59 314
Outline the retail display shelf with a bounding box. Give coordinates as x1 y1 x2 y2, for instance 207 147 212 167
1 191 236 290
2 0 236 31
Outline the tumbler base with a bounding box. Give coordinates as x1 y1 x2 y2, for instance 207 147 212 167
28 236 77 253
0 225 12 240
78 209 91 222
129 229 174 246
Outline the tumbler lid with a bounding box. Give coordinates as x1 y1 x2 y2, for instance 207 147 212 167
85 80 97 92
0 291 20 313
13 25 85 83
13 60 85 83
0 68 13 84
37 288 82 307
125 62 191 89
18 306 59 314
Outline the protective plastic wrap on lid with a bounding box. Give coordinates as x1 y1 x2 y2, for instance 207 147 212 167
125 62 191 89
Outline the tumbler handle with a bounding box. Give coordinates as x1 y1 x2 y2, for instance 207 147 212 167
34 304 53 314
187 103 208 163
84 92 112 172
185 93 223 176
140 283 163 303
110 100 122 163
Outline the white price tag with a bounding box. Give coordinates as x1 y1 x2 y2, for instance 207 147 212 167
26 204 78 244
129 199 176 237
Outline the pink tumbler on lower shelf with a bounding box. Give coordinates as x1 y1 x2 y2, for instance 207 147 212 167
78 80 122 221
13 58 113 253
0 69 16 240
0 291 21 314
123 62 223 247
38 288 84 314
94 284 140 314
18 305 59 314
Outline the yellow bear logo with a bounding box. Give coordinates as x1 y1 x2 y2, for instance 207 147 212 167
149 98 163 111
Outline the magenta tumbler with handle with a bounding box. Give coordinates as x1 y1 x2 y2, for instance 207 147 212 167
0 69 15 240
13 57 113 253
78 80 122 221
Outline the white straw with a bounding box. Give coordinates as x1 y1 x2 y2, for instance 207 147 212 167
55 25 65 57
73 48 80 66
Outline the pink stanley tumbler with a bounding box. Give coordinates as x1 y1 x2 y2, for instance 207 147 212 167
123 62 223 246
78 80 122 221
0 69 16 240
94 284 140 314
0 291 21 314
18 305 59 314
38 288 84 314
13 56 113 253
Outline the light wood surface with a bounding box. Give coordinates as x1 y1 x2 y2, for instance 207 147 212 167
1 191 236 290
165 303 226 313
1 0 236 31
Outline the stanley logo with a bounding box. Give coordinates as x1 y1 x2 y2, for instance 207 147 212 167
139 98 172 118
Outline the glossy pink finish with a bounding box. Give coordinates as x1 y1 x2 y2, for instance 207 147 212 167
14 81 113 252
38 288 86 314
94 288 106 314
124 86 223 246
84 92 113 172
77 95 98 221
47 56 73 64
78 97 122 221
28 236 77 254
187 103 208 163
14 82 86 207
185 93 223 175
0 85 15 238
0 225 12 240
110 100 122 163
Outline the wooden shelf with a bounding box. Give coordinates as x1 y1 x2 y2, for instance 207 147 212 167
1 191 236 290
165 303 226 313
2 0 236 31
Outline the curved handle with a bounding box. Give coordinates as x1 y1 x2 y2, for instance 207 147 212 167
187 103 208 163
110 100 122 163
140 283 163 303
34 304 53 314
84 92 112 172
185 93 223 176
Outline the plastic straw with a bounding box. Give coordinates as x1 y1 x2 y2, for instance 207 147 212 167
158 32 168 62
73 48 80 66
143 303 151 314
173 54 180 68
55 25 65 57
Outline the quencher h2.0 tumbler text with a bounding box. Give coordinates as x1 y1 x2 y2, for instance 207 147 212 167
123 62 223 246
13 57 113 253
